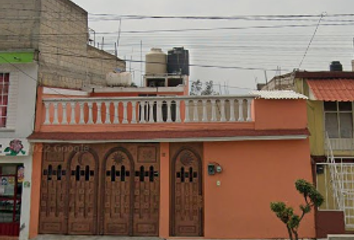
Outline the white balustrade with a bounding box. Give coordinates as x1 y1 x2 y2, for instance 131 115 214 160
42 95 255 125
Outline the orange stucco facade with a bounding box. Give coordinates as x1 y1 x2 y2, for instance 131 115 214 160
28 87 314 239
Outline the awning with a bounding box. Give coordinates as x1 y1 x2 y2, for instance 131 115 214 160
307 79 354 101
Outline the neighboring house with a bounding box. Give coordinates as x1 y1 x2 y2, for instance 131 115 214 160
0 51 38 240
0 0 125 89
0 1 126 239
26 84 314 239
263 66 354 237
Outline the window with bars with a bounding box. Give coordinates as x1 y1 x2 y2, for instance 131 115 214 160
324 101 353 138
0 73 9 128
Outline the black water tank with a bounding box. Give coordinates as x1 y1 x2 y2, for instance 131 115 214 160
330 61 343 71
167 47 189 75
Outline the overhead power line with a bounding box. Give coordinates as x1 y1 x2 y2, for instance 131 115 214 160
298 12 326 68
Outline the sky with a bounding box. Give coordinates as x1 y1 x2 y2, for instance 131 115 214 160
71 0 354 94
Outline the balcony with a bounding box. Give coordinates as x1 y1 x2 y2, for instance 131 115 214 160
40 95 254 129
325 132 354 152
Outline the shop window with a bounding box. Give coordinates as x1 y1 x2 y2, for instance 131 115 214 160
0 73 9 128
0 164 23 225
324 101 353 138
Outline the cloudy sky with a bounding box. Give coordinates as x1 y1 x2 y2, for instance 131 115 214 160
72 0 354 93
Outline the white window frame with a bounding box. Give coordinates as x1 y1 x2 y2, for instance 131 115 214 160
0 73 10 128
324 101 354 139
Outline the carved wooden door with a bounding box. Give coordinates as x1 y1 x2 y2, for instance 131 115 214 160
171 144 203 236
101 148 134 235
67 150 98 235
133 145 160 236
39 146 68 234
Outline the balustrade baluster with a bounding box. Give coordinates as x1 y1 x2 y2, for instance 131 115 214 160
87 102 94 124
140 101 146 123
113 102 119 124
166 100 172 123
122 101 128 124
156 100 162 123
184 100 190 122
238 99 244 121
52 102 59 125
62 103 68 124
131 101 137 124
79 102 85 124
246 99 252 121
44 102 50 125
149 100 154 123
220 99 226 122
229 99 235 122
193 100 198 122
70 102 76 125
202 100 208 122
175 100 181 123
104 102 111 124
96 101 102 124
211 99 216 122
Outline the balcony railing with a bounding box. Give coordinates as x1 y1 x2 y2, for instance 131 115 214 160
41 95 255 125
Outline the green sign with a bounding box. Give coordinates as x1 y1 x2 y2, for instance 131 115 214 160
0 51 34 64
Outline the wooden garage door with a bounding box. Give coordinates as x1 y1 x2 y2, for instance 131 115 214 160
170 143 203 237
39 144 160 236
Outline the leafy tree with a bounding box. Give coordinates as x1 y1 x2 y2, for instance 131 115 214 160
270 179 324 240
190 80 203 95
190 80 217 95
201 80 217 95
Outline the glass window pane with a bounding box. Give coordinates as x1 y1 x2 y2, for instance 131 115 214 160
339 102 352 111
340 113 353 138
1 166 17 175
0 199 15 222
324 101 337 111
14 200 20 222
325 113 339 138
0 176 15 197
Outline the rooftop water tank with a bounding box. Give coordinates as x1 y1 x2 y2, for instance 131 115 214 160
106 71 132 87
145 48 167 76
167 47 189 76
330 61 343 71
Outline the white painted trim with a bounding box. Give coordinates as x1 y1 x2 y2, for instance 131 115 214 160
83 86 186 93
28 134 308 143
43 87 89 96
6 71 19 129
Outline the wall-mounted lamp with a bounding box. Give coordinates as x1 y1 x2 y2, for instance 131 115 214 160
208 162 223 175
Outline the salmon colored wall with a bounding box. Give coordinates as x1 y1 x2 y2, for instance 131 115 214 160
254 99 307 130
159 143 170 238
203 139 315 239
34 87 43 132
29 143 43 239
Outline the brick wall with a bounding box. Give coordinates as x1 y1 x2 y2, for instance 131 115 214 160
0 0 40 50
86 46 125 87
0 0 126 89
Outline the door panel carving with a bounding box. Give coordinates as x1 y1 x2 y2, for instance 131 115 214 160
39 146 68 234
101 148 134 235
67 150 98 235
133 145 159 236
40 143 160 236
171 144 203 237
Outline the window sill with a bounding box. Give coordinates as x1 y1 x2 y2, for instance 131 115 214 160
0 128 15 132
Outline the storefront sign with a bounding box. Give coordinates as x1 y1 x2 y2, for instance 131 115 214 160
0 139 30 156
